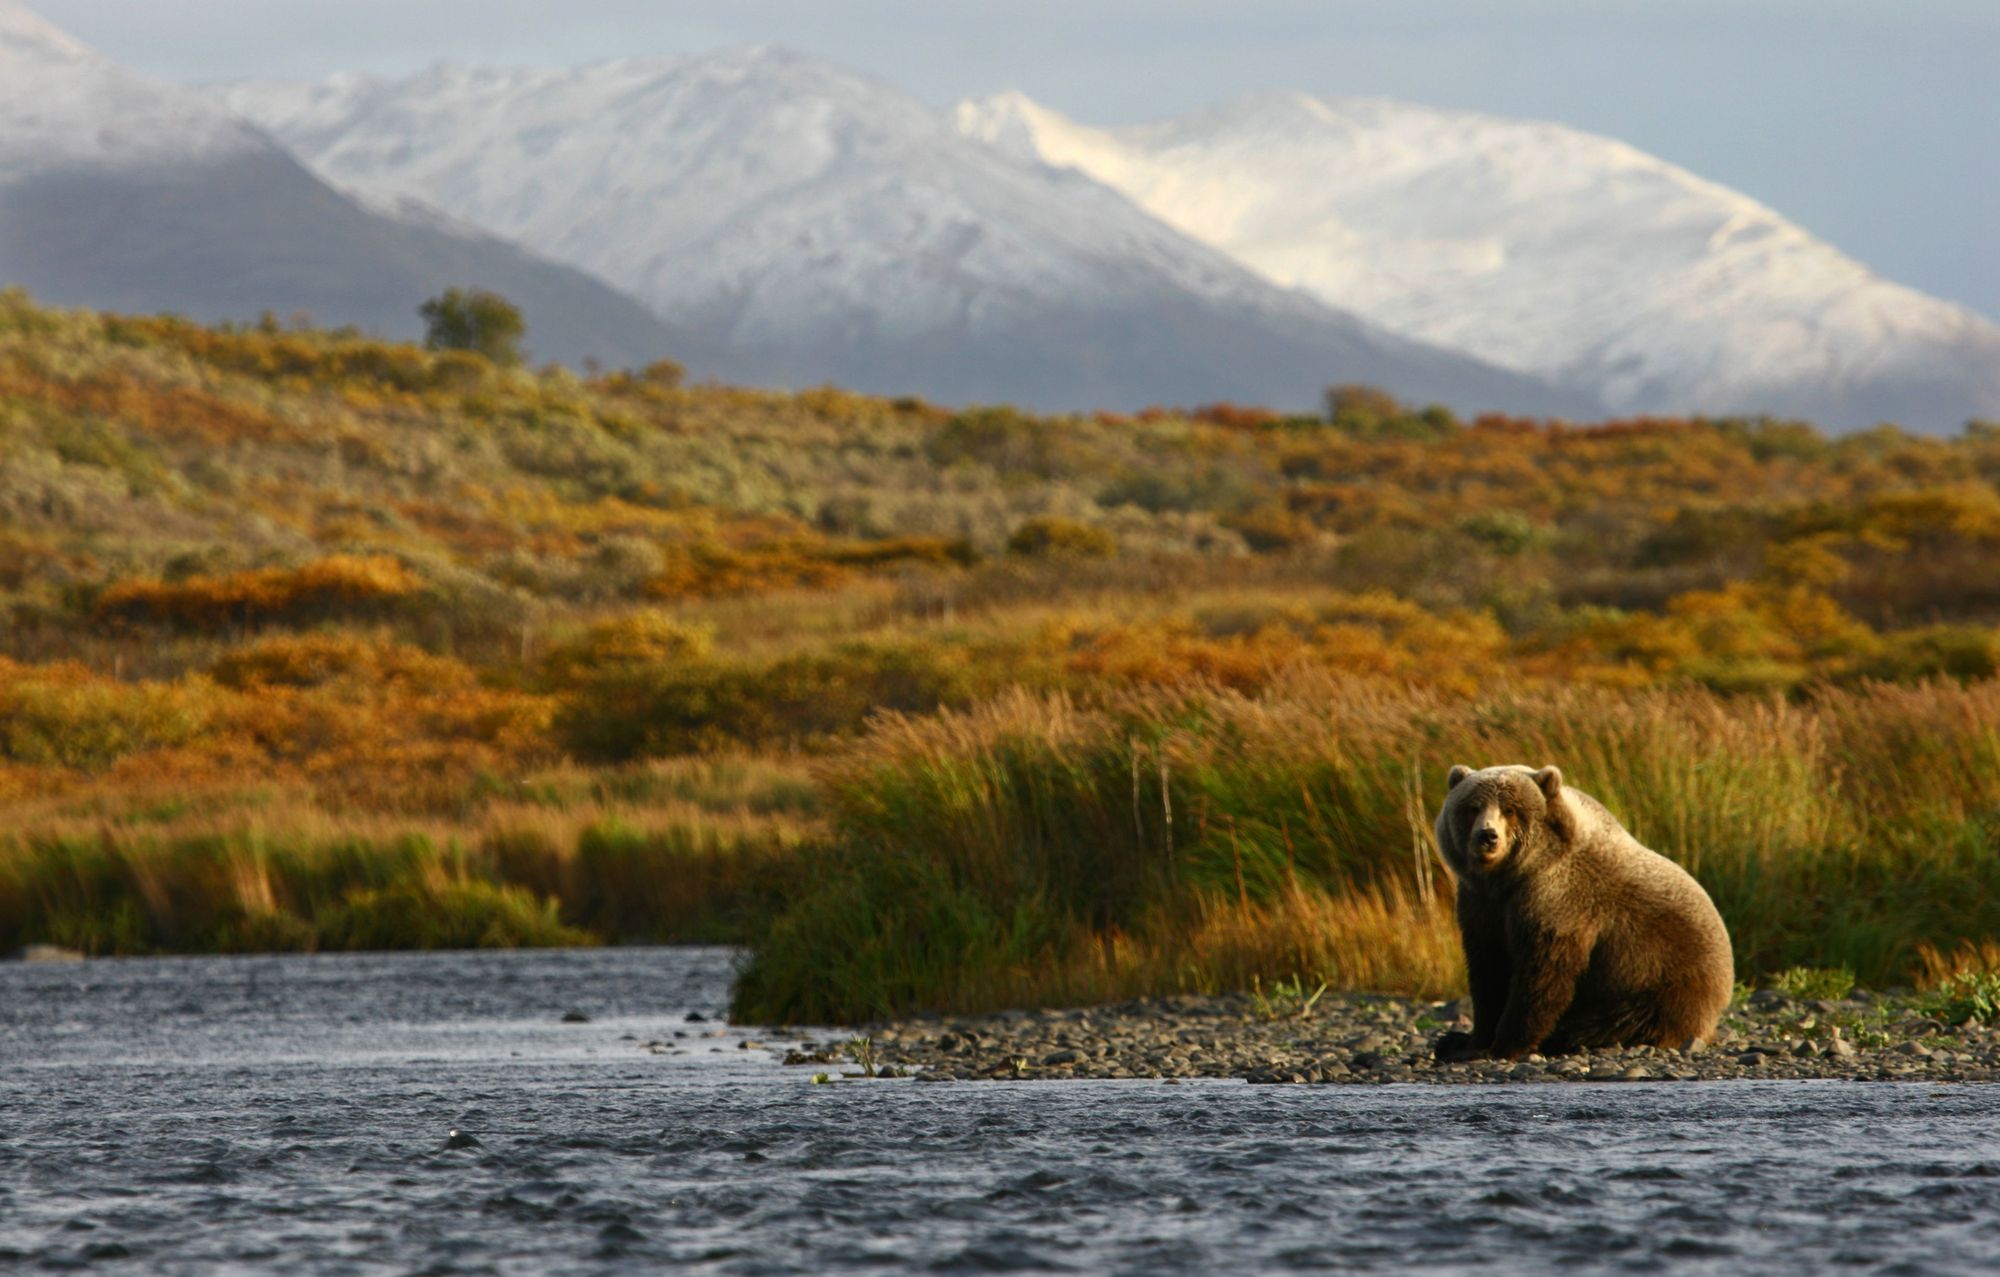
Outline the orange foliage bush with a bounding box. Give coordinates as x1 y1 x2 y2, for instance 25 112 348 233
539 613 714 688
645 536 972 600
97 556 423 630
209 633 477 691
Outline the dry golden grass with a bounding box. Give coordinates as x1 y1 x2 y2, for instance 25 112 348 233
1915 939 2000 988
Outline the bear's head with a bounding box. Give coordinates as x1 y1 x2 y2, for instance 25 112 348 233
1434 764 1573 885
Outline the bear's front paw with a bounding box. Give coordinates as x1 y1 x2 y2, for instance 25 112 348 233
1433 1030 1485 1062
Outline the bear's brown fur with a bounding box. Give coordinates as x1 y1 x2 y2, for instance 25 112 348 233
1432 764 1733 1060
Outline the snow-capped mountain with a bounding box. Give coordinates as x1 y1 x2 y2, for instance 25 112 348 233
219 49 1579 414
0 3 259 177
956 91 2000 430
0 2 683 367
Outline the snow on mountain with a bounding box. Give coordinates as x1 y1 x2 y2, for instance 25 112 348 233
956 90 2000 430
220 49 1581 414
0 1 685 367
0 0 260 177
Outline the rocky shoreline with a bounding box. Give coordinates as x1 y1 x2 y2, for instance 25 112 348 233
775 989 2000 1084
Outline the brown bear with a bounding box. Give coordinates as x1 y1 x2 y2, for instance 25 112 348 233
1432 764 1733 1061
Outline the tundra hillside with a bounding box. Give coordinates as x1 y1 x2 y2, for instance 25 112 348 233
2 290 1997 1020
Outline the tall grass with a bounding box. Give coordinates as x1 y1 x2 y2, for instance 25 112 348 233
0 755 822 954
0 823 805 954
732 674 2000 1023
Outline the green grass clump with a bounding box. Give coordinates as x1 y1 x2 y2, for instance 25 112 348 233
1252 974 1330 1021
1769 966 1857 1001
316 881 591 950
1920 972 2000 1026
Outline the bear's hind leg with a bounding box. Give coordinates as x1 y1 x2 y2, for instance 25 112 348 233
1546 993 1663 1053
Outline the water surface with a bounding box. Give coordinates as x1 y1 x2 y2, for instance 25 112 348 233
4 948 1996 1274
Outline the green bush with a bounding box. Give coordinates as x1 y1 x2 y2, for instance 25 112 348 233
1848 626 2000 683
1768 965 1856 1000
419 288 526 366
315 880 591 950
1921 972 2000 1026
1454 511 1550 557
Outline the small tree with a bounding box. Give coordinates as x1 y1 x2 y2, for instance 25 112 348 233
1323 382 1403 425
419 288 526 366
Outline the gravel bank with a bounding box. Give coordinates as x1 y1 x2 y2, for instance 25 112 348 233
776 989 2000 1084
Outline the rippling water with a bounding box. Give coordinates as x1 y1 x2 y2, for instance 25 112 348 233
4 949 1997 1274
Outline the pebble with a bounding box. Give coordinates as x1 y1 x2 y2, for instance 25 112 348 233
758 988 2000 1086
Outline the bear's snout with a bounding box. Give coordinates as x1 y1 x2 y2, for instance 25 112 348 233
1463 804 1511 868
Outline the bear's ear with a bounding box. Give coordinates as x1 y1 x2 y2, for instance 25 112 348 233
1446 764 1473 790
1534 766 1564 802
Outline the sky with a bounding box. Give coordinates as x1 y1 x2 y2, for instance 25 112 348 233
30 0 2000 321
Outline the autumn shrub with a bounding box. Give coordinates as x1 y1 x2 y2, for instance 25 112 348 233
821 535 979 570
642 534 975 599
1844 625 2000 684
1324 384 1459 441
1099 462 1258 515
0 661 211 770
96 556 423 630
555 641 1013 760
646 541 851 598
927 405 1088 479
1062 620 1315 691
1526 583 1878 691
538 612 714 688
1007 516 1117 559
1222 505 1322 552
209 632 476 691
1191 402 1284 430
0 286 65 336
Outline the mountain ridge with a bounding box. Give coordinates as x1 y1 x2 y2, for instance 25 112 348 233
216 45 1584 415
11 0 1987 427
954 89 2000 429
0 1 689 368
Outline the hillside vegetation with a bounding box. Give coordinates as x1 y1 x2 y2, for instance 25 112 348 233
3 290 1998 1017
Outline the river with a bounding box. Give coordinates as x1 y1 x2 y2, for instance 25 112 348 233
4 947 1996 1274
